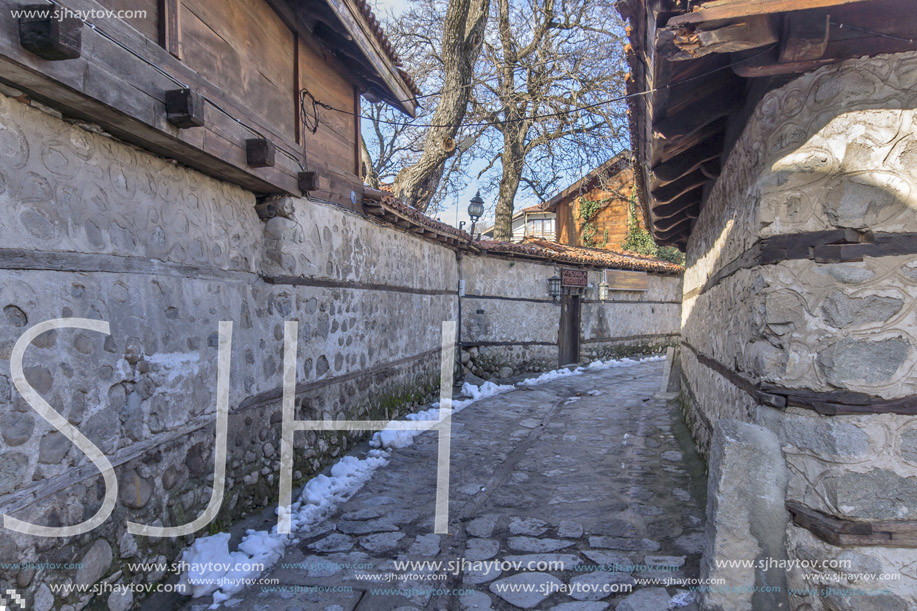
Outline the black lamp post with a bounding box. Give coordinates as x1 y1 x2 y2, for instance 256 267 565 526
468 191 485 239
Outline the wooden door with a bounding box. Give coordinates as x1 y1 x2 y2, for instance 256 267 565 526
558 294 581 365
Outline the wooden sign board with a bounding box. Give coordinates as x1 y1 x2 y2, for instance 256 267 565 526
561 269 588 288
606 270 648 291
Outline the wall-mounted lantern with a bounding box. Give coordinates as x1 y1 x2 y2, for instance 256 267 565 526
598 281 609 301
548 275 562 301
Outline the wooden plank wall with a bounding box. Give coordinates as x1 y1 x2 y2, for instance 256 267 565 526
96 0 160 42
555 168 638 250
178 0 361 207
9 0 363 206
181 0 297 142
298 35 361 209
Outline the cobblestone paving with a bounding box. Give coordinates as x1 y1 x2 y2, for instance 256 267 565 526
183 360 706 611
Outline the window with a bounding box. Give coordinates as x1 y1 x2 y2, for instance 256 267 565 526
526 216 555 238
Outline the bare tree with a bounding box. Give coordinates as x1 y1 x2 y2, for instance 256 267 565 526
474 0 629 240
363 0 627 229
374 0 490 212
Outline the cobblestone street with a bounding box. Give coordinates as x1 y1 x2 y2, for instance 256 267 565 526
180 359 706 611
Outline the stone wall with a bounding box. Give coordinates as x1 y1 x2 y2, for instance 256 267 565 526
681 51 917 609
0 91 455 611
581 273 682 360
459 256 682 379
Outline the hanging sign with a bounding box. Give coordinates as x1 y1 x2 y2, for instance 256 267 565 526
560 269 588 288
606 270 649 291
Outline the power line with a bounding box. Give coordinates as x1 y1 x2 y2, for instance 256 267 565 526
27 2 917 154
830 21 916 44
331 44 779 129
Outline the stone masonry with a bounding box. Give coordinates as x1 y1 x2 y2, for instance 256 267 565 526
680 51 917 609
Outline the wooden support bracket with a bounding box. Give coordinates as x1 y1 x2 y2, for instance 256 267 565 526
164 88 205 128
298 171 318 193
779 12 830 63
18 4 82 60
658 15 778 61
246 138 276 168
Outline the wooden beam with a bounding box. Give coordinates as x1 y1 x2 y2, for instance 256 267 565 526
658 15 778 61
665 69 740 117
651 171 707 205
787 501 917 547
353 84 361 176
654 211 695 234
322 0 416 116
653 186 702 217
650 137 723 185
18 4 82 60
700 160 720 180
668 0 870 27
657 118 725 163
164 88 204 128
733 50 836 77
293 33 301 145
159 0 182 59
779 12 830 62
652 196 702 221
653 86 741 139
246 138 277 167
298 171 318 193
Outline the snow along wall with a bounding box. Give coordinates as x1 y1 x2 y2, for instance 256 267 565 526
459 255 682 379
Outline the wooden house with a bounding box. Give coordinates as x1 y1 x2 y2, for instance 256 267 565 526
543 153 642 250
481 154 641 248
0 0 419 210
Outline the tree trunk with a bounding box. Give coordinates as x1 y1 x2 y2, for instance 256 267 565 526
360 136 379 189
492 134 525 241
392 0 489 211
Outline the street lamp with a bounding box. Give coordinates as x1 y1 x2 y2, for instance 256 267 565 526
468 191 485 239
548 275 562 301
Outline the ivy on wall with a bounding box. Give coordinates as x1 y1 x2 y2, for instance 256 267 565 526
577 196 611 248
622 191 685 265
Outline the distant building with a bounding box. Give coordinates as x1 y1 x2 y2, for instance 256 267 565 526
482 153 640 249
480 204 556 242
543 153 641 250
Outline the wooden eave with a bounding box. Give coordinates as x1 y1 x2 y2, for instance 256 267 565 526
0 0 417 202
300 0 418 116
619 0 917 249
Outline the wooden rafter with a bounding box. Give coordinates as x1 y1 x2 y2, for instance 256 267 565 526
668 0 872 27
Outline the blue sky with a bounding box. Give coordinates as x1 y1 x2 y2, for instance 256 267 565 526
363 0 573 231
